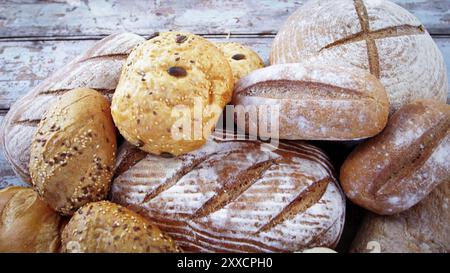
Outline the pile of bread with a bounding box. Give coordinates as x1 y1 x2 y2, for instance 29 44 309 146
0 0 448 253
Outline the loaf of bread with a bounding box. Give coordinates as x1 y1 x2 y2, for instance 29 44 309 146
61 201 181 253
341 100 450 215
215 42 265 83
232 63 389 140
29 88 117 215
270 0 448 113
350 181 450 253
111 31 234 157
111 131 346 252
0 187 62 252
0 32 145 183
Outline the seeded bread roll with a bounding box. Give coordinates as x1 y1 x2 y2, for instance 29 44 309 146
0 32 144 183
0 187 62 253
30 88 117 216
341 100 450 215
216 42 265 83
111 31 234 157
232 63 389 140
61 201 181 253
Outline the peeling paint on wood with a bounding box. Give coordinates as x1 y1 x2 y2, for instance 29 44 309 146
0 0 448 37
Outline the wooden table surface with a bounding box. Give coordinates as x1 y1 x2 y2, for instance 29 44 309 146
1 0 449 189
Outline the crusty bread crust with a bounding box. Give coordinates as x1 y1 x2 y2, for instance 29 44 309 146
0 32 145 183
341 100 450 215
111 131 346 253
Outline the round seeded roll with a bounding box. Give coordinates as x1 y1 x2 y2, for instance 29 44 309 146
111 31 234 157
216 42 265 83
0 187 63 253
61 201 181 253
30 88 117 216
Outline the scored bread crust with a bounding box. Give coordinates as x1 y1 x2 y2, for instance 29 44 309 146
0 32 145 183
270 0 448 113
111 131 346 253
232 63 389 140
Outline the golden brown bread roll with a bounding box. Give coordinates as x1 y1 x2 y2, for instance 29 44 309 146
215 42 265 83
61 201 181 253
0 187 62 253
341 100 450 215
30 88 117 216
111 31 234 157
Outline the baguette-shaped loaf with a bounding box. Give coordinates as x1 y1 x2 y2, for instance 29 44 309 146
350 181 450 253
111 131 346 253
0 32 145 183
341 100 450 215
232 63 389 140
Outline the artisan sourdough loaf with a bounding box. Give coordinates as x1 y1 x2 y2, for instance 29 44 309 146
0 187 63 253
111 131 346 252
351 181 450 253
341 100 450 215
0 32 145 183
232 63 389 140
61 201 181 253
30 88 117 216
270 0 448 113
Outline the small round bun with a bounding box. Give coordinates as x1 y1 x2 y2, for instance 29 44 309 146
111 31 234 156
61 201 181 253
30 88 117 215
0 187 62 252
216 42 265 83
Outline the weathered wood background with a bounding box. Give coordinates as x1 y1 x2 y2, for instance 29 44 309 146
0 0 449 188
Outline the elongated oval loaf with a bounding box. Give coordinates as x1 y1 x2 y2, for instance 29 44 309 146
232 63 389 140
341 100 450 215
0 32 145 183
30 88 117 215
111 131 346 253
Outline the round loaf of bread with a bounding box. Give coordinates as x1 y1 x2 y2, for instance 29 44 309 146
232 63 389 140
0 187 62 252
215 42 265 83
340 100 450 215
30 88 116 216
270 0 448 113
111 31 234 156
350 181 450 253
111 131 346 252
61 201 181 253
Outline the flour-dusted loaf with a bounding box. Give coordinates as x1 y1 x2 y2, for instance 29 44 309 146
30 89 117 216
232 63 389 140
0 32 145 183
111 131 346 253
61 201 181 253
0 187 63 253
270 0 448 113
341 100 450 215
111 31 234 157
350 181 450 253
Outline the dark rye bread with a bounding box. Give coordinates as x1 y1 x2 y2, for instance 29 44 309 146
111 131 346 253
341 100 450 215
0 32 145 183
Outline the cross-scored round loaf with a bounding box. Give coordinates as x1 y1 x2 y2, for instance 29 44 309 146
270 0 448 113
111 131 346 253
